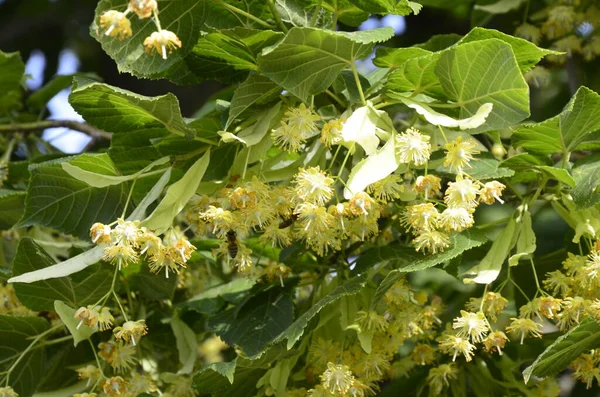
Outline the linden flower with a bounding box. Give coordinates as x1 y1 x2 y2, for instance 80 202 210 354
98 341 137 373
97 307 115 331
411 344 436 366
443 136 479 173
259 222 292 248
396 128 431 166
571 353 600 389
129 0 157 18
113 320 148 345
414 230 450 254
452 310 489 343
368 174 404 202
99 10 132 39
354 351 391 381
514 23 542 45
537 296 562 319
401 203 440 232
144 29 182 60
296 203 333 233
427 364 458 395
263 262 291 287
75 305 100 329
200 206 236 236
0 387 19 397
439 207 474 232
438 334 475 362
272 121 305 152
479 181 506 204
356 310 388 333
309 338 341 371
103 376 128 396
321 119 344 148
320 362 355 394
73 393 98 397
348 191 378 217
483 331 508 355
113 218 142 246
90 222 112 244
128 372 158 395
285 103 320 137
103 244 139 270
466 292 508 322
414 175 441 199
505 317 543 344
76 365 101 387
293 166 334 205
444 176 479 209
229 187 257 209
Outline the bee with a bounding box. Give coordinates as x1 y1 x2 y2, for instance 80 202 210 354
278 213 298 229
226 230 239 259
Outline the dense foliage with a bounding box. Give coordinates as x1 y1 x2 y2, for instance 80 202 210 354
2 0 600 396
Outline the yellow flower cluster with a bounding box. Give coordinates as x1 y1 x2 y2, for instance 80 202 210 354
90 218 196 278
193 170 387 275
0 283 35 316
305 278 444 395
272 104 321 152
398 135 505 254
98 0 182 59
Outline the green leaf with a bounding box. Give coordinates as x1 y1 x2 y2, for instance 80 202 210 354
143 149 210 233
258 27 394 101
435 39 530 133
386 52 443 99
70 78 196 138
458 27 556 72
275 0 322 28
474 0 526 14
193 359 265 396
572 155 600 209
344 133 398 199
370 230 487 306
415 33 461 51
272 277 366 349
10 238 112 311
61 156 169 188
347 0 414 15
130 262 177 300
227 74 281 127
535 166 575 187
0 50 25 114
196 359 238 386
465 216 517 284
208 288 294 357
16 155 128 240
513 86 600 155
229 103 282 146
182 278 256 314
373 46 431 69
0 315 49 397
91 0 209 79
54 300 97 346
0 189 25 229
171 316 198 374
523 318 600 383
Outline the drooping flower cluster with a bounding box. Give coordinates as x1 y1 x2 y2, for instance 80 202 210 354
398 135 505 254
272 104 321 152
303 278 444 396
98 0 182 59
90 218 196 278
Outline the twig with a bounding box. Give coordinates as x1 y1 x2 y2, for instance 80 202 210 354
0 120 112 140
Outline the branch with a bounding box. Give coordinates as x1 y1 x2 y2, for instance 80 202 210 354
0 120 112 140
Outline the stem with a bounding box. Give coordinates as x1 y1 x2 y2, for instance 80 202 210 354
267 0 288 32
121 178 137 219
327 145 342 172
529 258 542 295
350 63 367 106
437 125 448 144
310 0 323 27
113 290 129 322
509 278 530 302
475 216 511 230
336 147 352 182
325 89 346 108
89 339 106 378
0 120 112 140
3 324 62 386
218 0 275 29
152 8 162 30
503 179 524 201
